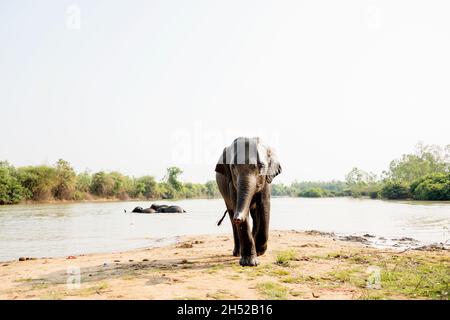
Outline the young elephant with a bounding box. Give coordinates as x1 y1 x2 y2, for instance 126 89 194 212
215 137 281 266
131 206 156 213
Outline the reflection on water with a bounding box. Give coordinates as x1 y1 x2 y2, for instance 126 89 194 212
0 198 449 261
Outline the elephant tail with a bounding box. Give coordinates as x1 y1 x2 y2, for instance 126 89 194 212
216 209 228 226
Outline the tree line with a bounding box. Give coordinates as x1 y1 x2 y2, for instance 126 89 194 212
271 143 450 201
1 143 448 205
0 161 219 205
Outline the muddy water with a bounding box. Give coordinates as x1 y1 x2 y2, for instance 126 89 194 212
0 197 449 261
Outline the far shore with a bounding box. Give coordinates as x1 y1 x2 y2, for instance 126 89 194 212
2 196 448 207
1 230 447 300
1 197 217 206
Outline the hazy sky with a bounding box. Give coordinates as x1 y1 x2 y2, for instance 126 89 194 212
1 0 449 183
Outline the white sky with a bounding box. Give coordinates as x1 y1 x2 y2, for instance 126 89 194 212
0 1 449 183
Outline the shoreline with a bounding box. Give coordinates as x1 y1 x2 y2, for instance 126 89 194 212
2 196 449 207
3 230 447 264
1 230 447 300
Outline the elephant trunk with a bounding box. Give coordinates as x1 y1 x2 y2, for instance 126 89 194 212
233 176 256 224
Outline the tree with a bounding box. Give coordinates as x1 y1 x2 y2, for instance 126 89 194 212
164 167 183 192
53 159 77 200
17 165 57 201
205 180 220 198
380 181 411 200
0 161 29 204
90 171 115 197
345 167 379 197
410 173 450 200
132 176 157 199
76 171 92 193
387 143 449 183
298 188 328 198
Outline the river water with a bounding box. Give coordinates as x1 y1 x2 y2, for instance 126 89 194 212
0 198 449 261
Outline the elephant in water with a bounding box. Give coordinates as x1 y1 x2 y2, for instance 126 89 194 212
215 137 281 266
151 204 186 213
131 206 156 213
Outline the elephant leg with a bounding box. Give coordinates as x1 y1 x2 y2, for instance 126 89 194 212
217 174 240 256
237 219 258 266
250 201 259 240
227 209 240 256
227 182 240 256
255 187 270 256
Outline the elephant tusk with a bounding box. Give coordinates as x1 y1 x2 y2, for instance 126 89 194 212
216 210 228 226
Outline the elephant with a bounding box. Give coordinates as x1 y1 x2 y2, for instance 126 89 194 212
131 206 156 213
150 204 169 211
215 137 281 266
151 204 186 213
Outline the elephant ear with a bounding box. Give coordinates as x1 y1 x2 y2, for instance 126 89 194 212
215 147 231 180
266 148 282 184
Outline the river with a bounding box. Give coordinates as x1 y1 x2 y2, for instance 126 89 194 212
0 197 449 261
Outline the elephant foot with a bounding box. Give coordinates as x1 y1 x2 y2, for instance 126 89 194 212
239 255 259 267
232 247 240 257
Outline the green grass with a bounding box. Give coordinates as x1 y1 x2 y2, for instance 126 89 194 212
256 281 288 299
206 289 237 300
328 253 449 300
207 264 225 274
275 249 298 266
280 276 304 284
75 282 109 296
380 256 449 299
14 278 34 283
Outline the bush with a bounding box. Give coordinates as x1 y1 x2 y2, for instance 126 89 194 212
410 173 450 200
53 159 77 200
17 165 57 201
380 181 411 200
369 190 379 199
0 162 30 204
298 188 327 198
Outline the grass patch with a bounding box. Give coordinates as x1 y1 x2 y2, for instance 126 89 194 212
206 290 237 300
275 249 298 266
14 278 34 283
380 255 449 299
31 283 50 290
75 282 109 296
256 281 288 299
227 274 241 281
328 253 449 300
329 267 366 288
280 276 303 284
269 269 291 277
207 264 225 274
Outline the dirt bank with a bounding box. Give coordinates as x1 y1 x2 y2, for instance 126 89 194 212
0 231 448 300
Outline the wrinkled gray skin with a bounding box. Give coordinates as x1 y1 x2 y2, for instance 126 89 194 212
150 204 169 211
151 204 186 213
157 205 186 213
132 206 156 213
215 137 281 266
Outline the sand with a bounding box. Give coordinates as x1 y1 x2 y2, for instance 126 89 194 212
0 230 448 300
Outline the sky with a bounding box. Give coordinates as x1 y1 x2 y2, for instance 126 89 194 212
0 0 449 183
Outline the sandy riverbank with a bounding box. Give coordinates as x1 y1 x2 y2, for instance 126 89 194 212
0 230 448 300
